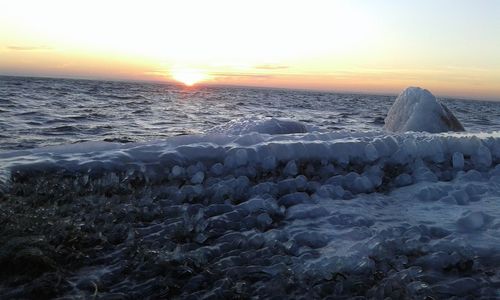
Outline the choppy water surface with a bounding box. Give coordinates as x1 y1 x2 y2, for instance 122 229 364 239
1 76 499 151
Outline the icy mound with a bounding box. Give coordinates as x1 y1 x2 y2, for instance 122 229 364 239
206 117 309 135
384 87 465 133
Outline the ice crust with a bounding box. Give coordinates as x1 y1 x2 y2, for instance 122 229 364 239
384 87 465 133
1 122 500 298
206 117 310 135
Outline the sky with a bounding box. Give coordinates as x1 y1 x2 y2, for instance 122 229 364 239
1 0 499 100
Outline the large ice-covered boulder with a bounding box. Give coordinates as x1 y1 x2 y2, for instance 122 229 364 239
384 87 465 133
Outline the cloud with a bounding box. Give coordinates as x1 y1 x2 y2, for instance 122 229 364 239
145 69 276 80
211 72 274 79
144 70 168 76
7 45 52 51
254 64 289 70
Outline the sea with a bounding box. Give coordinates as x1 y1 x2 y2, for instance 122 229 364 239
1 76 499 151
1 75 500 299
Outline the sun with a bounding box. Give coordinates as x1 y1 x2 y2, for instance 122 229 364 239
171 68 207 86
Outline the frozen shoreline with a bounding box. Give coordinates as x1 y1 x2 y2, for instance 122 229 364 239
1 127 500 298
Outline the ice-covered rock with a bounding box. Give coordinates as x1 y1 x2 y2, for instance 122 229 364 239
278 192 312 207
384 87 465 133
283 160 298 177
210 163 224 176
416 185 447 202
191 171 205 184
316 184 345 199
171 165 185 178
352 175 374 193
235 149 248 166
364 143 379 161
452 152 465 170
394 173 412 187
236 196 279 215
451 189 470 205
472 145 492 169
285 204 329 220
262 156 277 171
277 176 307 194
457 211 493 231
207 117 308 135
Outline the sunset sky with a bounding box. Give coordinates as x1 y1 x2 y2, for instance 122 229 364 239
1 0 499 100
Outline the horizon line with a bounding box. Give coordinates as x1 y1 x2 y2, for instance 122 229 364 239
1 73 498 103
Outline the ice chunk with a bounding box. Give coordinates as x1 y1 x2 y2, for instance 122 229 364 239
364 143 379 162
394 173 412 187
472 145 492 169
416 186 446 202
233 176 250 196
210 163 224 176
352 176 374 193
278 192 312 207
452 152 465 170
178 184 203 202
256 213 273 228
235 149 248 166
316 184 345 199
223 154 237 169
451 189 469 205
413 167 438 183
205 204 233 217
457 211 492 231
186 162 203 176
325 175 343 186
285 204 329 220
191 171 205 184
236 196 279 215
207 117 308 135
458 170 483 181
318 163 336 178
490 164 500 177
283 160 298 177
364 165 383 188
464 183 486 201
384 87 464 133
261 156 277 172
249 182 278 197
171 165 184 178
277 176 307 194
343 172 360 189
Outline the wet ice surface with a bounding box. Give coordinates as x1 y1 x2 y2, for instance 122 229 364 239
1 128 500 299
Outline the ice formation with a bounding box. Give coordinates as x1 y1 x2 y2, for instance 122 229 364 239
206 117 309 135
2 111 500 298
384 87 465 133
